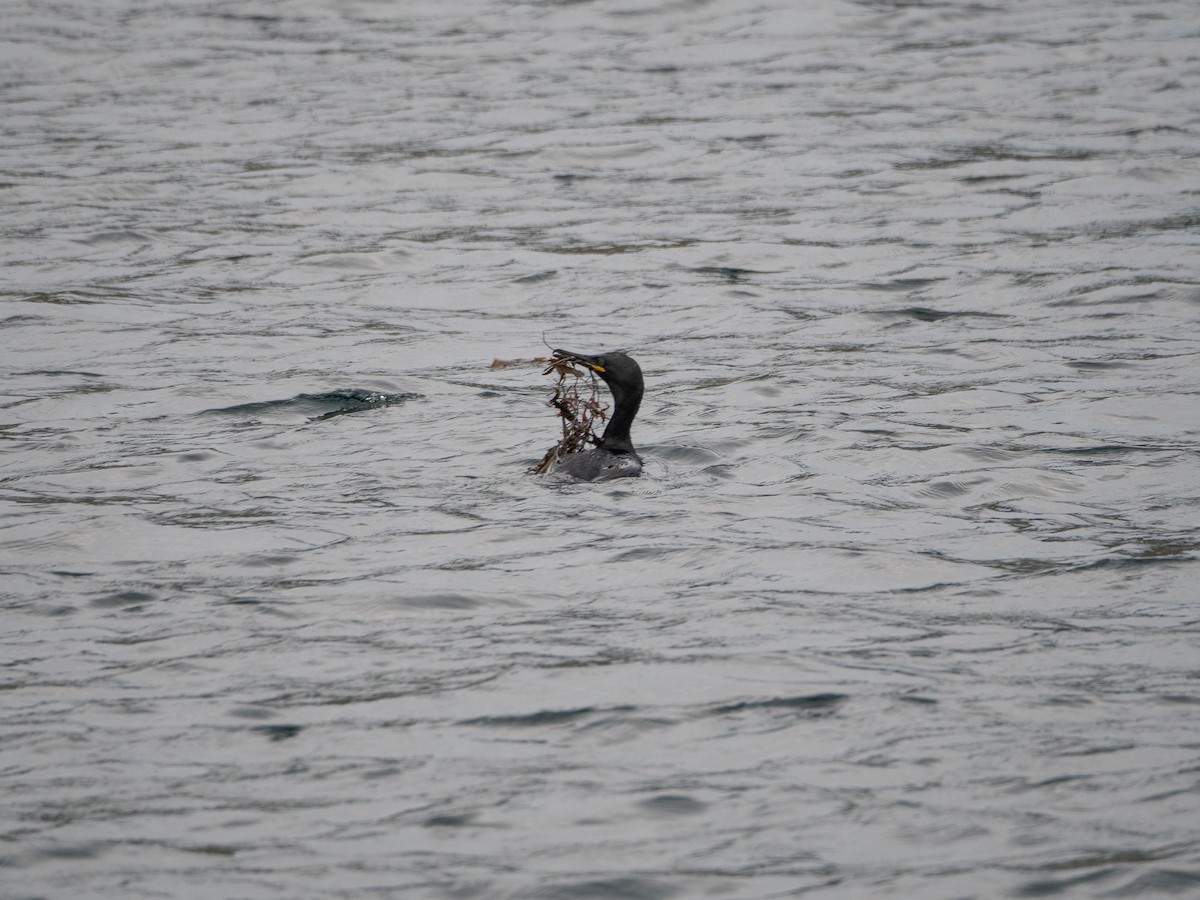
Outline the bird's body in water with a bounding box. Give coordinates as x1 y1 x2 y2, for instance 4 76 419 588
544 349 644 482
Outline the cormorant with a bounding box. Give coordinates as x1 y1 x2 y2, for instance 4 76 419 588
543 349 644 482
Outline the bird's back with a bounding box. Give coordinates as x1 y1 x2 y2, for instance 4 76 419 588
548 447 642 482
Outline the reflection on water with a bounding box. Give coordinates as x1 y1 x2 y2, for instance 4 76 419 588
2 0 1199 896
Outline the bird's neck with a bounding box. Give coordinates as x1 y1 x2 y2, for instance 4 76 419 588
598 384 642 454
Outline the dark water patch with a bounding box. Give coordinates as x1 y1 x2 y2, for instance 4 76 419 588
35 842 105 860
463 707 633 728
859 278 944 294
90 590 159 609
1074 555 1196 574
959 172 1029 184
155 506 278 528
1028 849 1190 871
637 794 707 816
361 766 406 780
710 693 846 716
240 554 302 569
513 269 557 284
690 266 768 283
181 844 239 857
894 144 1098 170
956 445 1019 462
1011 849 1189 896
201 9 285 25
229 705 278 720
1 313 55 327
225 598 287 611
531 877 680 900
983 557 1072 576
1068 359 1139 371
1158 694 1200 705
542 242 665 255
1053 289 1171 308
15 369 107 379
1094 214 1200 239
424 813 477 828
916 478 981 499
1123 539 1197 561
1007 774 1092 792
1014 214 1200 243
201 389 419 424
869 305 1007 322
250 724 303 742
1047 443 1179 461
613 546 677 563
1013 867 1117 897
391 592 503 611
1052 742 1138 758
175 450 219 462
19 291 103 305
75 229 152 245
577 714 679 740
1103 869 1200 897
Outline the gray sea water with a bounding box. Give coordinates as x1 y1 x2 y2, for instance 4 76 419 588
3 0 1200 897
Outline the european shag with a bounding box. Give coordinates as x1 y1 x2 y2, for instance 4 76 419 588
545 348 644 482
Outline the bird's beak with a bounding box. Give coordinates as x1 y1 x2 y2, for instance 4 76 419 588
552 349 605 373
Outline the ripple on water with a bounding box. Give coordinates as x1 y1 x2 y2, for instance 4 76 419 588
201 389 420 424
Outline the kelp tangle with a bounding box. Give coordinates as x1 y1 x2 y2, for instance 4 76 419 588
532 351 608 475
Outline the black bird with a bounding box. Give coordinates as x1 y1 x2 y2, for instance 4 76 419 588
544 349 644 482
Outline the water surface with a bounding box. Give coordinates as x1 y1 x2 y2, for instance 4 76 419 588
3 0 1199 897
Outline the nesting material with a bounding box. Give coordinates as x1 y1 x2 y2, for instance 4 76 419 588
532 352 608 475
